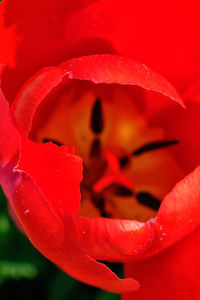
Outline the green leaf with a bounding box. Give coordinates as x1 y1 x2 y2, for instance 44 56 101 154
0 261 38 284
96 291 121 300
0 214 10 235
48 271 77 300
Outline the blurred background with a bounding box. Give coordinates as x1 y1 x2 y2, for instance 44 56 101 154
0 187 121 300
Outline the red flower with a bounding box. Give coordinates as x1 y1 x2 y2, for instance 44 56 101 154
1 1 200 299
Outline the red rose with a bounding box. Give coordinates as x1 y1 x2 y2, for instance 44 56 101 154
0 1 200 299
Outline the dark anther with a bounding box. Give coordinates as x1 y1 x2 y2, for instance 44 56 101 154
133 140 179 156
100 210 111 218
90 139 101 158
112 185 133 197
91 194 110 217
119 156 130 169
90 98 104 134
137 192 161 211
42 138 63 146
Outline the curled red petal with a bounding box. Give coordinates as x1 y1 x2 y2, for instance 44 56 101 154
59 249 140 294
154 165 200 252
3 171 139 294
140 165 200 259
2 0 200 102
62 214 154 261
2 54 199 292
12 54 184 137
61 55 184 107
62 165 200 263
64 0 200 94
0 78 139 292
123 227 200 300
16 138 82 216
11 66 64 135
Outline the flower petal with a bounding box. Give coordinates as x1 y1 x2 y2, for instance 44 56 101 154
4 171 139 294
64 0 200 94
123 226 200 300
0 2 18 68
12 55 184 137
140 165 200 259
2 0 200 101
61 165 200 263
62 55 183 106
151 98 200 173
0 81 140 292
154 165 200 253
16 138 82 216
0 0 107 101
11 66 65 135
0 64 20 168
62 214 154 261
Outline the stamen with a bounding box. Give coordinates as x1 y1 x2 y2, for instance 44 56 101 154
37 88 181 222
136 192 161 211
119 156 130 169
112 184 133 196
91 194 110 217
133 140 179 155
42 138 63 146
90 98 104 134
90 139 101 158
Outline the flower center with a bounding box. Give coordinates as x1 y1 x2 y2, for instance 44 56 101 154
30 81 184 221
